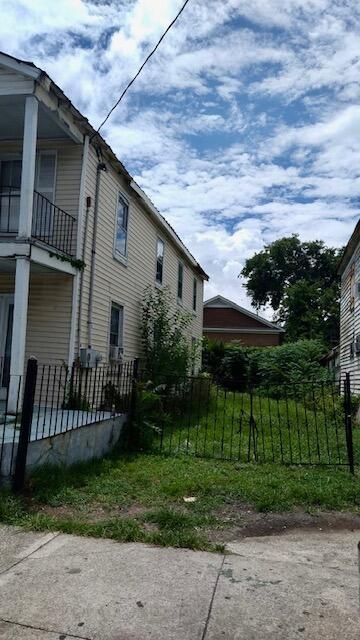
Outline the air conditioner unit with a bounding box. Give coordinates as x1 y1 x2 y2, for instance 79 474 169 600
79 348 102 368
109 345 124 362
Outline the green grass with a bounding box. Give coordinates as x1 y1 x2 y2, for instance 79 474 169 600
157 385 360 467
1 452 360 551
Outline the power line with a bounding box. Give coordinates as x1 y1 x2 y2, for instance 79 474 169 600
94 0 192 137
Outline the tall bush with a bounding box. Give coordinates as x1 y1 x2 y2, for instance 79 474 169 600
141 285 193 382
202 339 331 391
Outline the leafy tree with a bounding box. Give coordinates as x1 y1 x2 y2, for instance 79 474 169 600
141 285 194 382
241 235 342 345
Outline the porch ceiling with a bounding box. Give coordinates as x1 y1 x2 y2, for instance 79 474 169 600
0 258 68 275
0 95 68 140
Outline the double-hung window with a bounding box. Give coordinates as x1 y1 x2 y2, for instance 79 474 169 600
109 303 124 358
115 193 129 257
177 262 184 301
156 238 164 285
193 278 197 311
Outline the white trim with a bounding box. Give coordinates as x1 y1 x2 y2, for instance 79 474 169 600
34 84 84 145
0 53 40 79
155 236 165 286
108 301 124 351
113 189 129 263
8 257 30 412
35 149 57 203
177 260 184 302
204 327 282 335
18 96 38 238
0 242 30 258
30 245 77 275
204 295 284 332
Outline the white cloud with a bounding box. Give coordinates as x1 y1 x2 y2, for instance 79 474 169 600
0 0 359 313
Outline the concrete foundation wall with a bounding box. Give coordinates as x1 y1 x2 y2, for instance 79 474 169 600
0 414 127 480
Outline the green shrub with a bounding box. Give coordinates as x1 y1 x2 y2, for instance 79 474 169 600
202 339 225 376
127 384 167 451
202 339 331 396
141 286 194 383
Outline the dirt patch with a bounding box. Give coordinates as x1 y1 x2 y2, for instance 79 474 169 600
37 502 149 524
208 503 360 543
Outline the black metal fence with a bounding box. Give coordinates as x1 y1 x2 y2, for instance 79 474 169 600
140 373 357 472
0 187 75 256
0 358 137 488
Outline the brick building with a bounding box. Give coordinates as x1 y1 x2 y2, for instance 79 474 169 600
203 295 284 346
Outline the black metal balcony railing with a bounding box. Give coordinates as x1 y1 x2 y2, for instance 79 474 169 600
32 190 75 256
0 186 20 233
0 187 76 257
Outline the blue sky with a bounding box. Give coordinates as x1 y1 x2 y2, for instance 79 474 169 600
1 0 359 309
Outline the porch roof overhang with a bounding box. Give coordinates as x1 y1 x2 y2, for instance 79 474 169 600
0 242 76 275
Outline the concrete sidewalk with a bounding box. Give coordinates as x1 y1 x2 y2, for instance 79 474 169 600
0 526 358 639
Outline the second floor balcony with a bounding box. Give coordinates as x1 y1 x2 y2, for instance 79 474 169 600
0 186 76 257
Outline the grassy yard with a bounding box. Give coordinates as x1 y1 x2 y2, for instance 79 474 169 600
1 452 360 552
155 384 360 467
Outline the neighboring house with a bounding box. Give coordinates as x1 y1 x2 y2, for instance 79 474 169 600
203 295 284 346
338 219 360 386
0 51 208 410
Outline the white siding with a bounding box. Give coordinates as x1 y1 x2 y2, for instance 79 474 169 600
78 144 204 362
0 271 73 366
339 239 360 389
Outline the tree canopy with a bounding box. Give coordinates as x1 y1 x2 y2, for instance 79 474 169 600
241 235 342 346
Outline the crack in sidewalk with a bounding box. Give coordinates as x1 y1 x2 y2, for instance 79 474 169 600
0 617 92 639
201 554 226 640
0 531 60 577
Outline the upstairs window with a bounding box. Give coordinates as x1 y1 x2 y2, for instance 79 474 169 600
193 278 197 311
156 238 164 284
115 193 129 257
177 262 184 300
36 152 56 203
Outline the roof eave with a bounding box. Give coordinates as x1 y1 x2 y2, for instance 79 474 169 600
0 50 208 278
337 220 360 276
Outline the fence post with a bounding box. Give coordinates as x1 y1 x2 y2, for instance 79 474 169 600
344 373 355 475
13 357 38 492
127 358 139 450
247 385 258 462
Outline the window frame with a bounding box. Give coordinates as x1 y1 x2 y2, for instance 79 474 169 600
108 301 124 353
155 236 165 286
177 261 184 302
192 277 197 312
35 150 57 204
114 191 129 263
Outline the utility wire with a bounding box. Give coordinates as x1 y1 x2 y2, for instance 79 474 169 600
93 0 192 137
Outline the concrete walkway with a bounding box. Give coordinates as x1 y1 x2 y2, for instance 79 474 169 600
0 526 359 639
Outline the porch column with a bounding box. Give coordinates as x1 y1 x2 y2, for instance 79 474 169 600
7 257 30 413
18 95 38 238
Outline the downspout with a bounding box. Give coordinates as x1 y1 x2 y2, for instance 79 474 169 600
77 194 91 353
69 134 89 365
87 154 107 348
